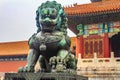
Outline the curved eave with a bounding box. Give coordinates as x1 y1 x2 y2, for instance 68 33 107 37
64 0 120 16
66 9 120 16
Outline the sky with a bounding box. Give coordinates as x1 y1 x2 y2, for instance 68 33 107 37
0 0 91 42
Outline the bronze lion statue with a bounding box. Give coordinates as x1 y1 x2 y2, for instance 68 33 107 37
18 1 77 72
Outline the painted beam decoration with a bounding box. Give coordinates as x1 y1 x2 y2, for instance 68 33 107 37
77 21 120 36
77 24 84 36
113 21 120 32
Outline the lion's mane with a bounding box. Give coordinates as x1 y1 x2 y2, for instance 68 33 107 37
35 1 68 33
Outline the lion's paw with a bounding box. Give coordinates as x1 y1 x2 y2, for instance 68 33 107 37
18 66 34 73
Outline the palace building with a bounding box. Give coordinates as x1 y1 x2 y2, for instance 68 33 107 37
65 0 120 58
0 41 28 72
65 0 120 79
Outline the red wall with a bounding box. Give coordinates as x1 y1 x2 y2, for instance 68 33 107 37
0 61 27 72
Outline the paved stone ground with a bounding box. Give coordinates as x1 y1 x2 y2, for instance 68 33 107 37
4 72 88 80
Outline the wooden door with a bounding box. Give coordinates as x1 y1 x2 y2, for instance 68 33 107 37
84 35 104 58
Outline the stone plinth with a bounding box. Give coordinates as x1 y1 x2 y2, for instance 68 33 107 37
5 72 88 80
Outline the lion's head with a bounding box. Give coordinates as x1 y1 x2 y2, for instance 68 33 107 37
36 1 68 33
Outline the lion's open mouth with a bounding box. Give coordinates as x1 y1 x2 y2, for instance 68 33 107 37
42 25 55 31
41 21 57 31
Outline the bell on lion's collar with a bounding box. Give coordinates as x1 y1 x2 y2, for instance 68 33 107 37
39 44 46 51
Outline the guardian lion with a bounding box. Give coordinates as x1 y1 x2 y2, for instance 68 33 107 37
18 1 77 72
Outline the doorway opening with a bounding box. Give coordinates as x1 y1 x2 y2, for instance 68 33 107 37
110 32 120 57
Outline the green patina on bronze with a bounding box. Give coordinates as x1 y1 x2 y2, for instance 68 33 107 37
18 1 77 73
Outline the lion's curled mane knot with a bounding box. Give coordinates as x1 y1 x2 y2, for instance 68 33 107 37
18 1 77 73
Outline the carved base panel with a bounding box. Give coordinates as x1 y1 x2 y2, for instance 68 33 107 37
5 72 88 80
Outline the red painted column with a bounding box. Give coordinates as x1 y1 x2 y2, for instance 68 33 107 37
104 33 110 58
76 37 80 58
76 36 84 58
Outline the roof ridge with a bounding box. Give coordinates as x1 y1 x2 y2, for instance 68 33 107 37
0 40 28 44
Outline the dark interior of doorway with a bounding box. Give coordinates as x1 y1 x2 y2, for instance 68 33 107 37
110 32 120 57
